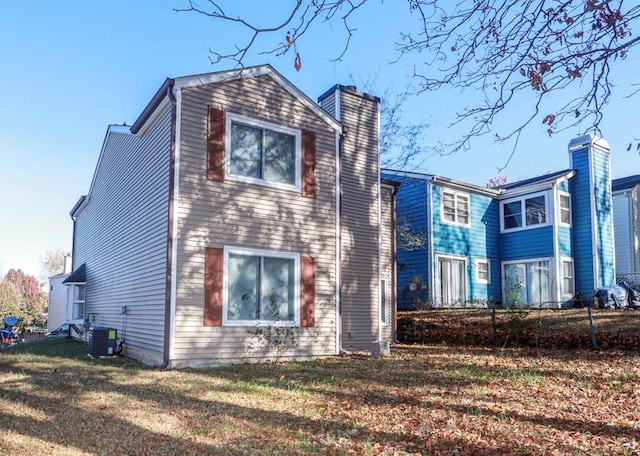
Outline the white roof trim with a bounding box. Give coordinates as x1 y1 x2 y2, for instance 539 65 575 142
173 65 342 133
568 134 610 153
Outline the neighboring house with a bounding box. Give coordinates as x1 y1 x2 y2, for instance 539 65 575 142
66 65 396 367
612 174 640 277
385 134 615 309
47 255 73 331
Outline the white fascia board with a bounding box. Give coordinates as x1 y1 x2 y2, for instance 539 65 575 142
499 181 555 198
433 176 501 197
381 169 434 181
172 65 342 134
568 134 611 153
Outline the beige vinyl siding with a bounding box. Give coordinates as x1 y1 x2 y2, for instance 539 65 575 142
73 102 173 366
319 91 336 117
380 185 395 342
338 90 380 351
172 75 338 366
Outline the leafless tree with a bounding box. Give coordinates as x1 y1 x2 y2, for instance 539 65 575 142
177 0 640 160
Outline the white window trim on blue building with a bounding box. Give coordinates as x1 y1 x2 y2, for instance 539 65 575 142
502 257 553 307
475 259 490 284
441 189 470 227
557 191 572 227
560 257 574 297
500 190 550 233
435 254 467 306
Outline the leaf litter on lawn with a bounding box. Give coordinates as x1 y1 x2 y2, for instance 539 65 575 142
1 335 639 454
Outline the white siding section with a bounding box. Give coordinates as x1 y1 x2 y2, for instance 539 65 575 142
73 103 173 365
613 192 633 273
172 75 338 366
47 275 69 331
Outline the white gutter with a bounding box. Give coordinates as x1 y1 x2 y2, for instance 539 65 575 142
551 184 561 307
427 179 435 305
335 89 342 355
168 86 182 362
376 100 382 344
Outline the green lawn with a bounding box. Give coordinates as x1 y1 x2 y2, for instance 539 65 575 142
1 337 639 455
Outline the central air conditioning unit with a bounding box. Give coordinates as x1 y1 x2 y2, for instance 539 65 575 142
88 327 117 357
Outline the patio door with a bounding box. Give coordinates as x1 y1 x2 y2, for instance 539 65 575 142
436 256 466 306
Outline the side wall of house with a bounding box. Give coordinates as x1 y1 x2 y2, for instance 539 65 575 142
172 75 338 365
73 103 173 365
335 89 381 351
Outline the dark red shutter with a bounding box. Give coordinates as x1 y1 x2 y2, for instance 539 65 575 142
302 130 316 198
207 106 225 181
301 256 316 327
204 248 223 326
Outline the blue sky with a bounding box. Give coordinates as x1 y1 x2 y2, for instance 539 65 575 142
1 1 639 278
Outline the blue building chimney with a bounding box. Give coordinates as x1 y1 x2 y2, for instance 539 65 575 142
568 134 615 296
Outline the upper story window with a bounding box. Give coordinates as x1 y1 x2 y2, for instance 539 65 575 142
501 192 548 232
558 192 571 226
442 190 470 226
226 113 301 190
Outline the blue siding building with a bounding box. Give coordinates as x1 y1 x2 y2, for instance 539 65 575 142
384 135 615 309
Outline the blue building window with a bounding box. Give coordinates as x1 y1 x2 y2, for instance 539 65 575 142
501 192 548 232
558 192 572 226
442 190 470 226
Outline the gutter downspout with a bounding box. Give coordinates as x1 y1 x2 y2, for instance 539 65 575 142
336 132 344 355
389 183 400 342
376 102 382 347
161 81 177 369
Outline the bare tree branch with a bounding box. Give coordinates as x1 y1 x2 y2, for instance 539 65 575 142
178 0 640 164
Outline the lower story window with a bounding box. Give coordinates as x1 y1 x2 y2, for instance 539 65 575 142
562 259 574 296
226 248 298 325
504 260 550 306
380 278 389 325
70 284 85 320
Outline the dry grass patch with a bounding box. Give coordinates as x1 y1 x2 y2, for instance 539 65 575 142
1 337 639 455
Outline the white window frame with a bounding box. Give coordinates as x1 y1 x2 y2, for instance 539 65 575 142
558 191 572 227
225 113 302 192
441 189 470 227
222 246 300 327
66 283 85 324
476 259 491 284
380 277 390 326
435 254 467 306
561 257 574 297
500 191 549 233
502 257 552 306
